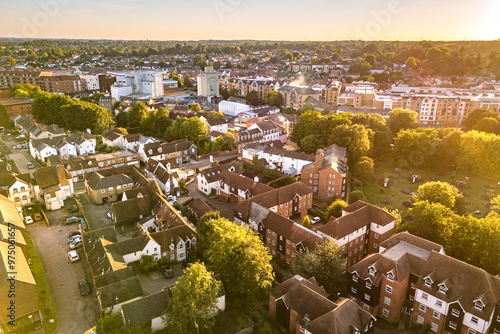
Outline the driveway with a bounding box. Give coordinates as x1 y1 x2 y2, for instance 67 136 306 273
77 193 113 231
28 215 100 334
187 181 236 221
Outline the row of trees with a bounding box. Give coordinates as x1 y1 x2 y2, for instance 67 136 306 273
12 84 116 133
401 181 500 275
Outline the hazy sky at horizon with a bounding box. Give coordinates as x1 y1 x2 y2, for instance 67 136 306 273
0 0 498 41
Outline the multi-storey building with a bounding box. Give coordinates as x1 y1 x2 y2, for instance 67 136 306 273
217 170 272 203
269 275 375 334
347 232 500 334
137 139 197 164
109 71 164 101
0 97 33 119
324 81 342 107
279 85 321 110
29 132 96 161
234 181 313 224
317 201 395 266
37 74 83 94
301 144 348 199
0 174 37 207
197 66 219 101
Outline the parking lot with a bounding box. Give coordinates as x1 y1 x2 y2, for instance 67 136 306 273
29 205 100 334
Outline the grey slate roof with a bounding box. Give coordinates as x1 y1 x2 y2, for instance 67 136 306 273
122 290 170 325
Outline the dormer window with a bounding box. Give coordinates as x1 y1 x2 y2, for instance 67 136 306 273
438 285 447 294
387 272 394 281
424 278 433 287
158 147 162 153
368 266 376 276
352 274 358 282
169 244 174 250
474 301 484 311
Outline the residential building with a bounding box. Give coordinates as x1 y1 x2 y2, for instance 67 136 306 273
81 74 100 91
317 201 395 266
301 144 348 199
196 163 237 195
15 116 66 140
121 290 169 332
0 194 25 231
84 165 148 205
242 143 315 176
63 156 99 182
246 203 322 264
99 96 117 111
92 151 140 169
217 170 273 203
37 74 84 94
144 159 180 196
324 81 342 107
0 97 33 119
0 174 36 207
269 275 375 334
137 139 197 164
197 66 219 101
205 118 229 134
29 131 96 161
234 181 313 224
278 85 321 110
33 165 74 210
347 232 500 334
102 128 125 148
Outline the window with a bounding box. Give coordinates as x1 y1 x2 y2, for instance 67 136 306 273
387 272 394 281
470 317 479 325
433 311 440 319
431 323 438 332
384 297 391 306
474 301 483 311
449 321 457 330
170 254 175 260
382 309 390 317
386 285 392 294
468 329 476 334
435 300 443 307
417 316 424 324
425 278 432 287
101 189 105 193
117 185 121 190
363 304 370 311
351 287 357 294
439 285 447 294
374 233 379 239
364 294 370 301
419 304 427 312
422 293 428 301
352 274 358 282
451 309 460 317
366 282 372 289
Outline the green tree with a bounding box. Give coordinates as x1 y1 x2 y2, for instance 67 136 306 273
302 216 312 230
128 102 148 128
163 262 221 334
462 108 499 131
267 91 284 108
291 240 347 297
351 113 392 157
140 255 159 272
328 124 371 167
406 57 421 69
387 108 419 136
415 181 466 213
246 91 260 106
353 156 374 184
365 54 377 65
190 103 201 113
406 201 454 246
183 74 193 88
327 199 348 219
393 129 440 168
473 117 499 134
349 190 365 204
348 61 371 76
197 215 274 306
6 57 15 66
0 104 13 129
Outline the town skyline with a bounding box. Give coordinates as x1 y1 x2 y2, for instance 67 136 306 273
0 0 498 41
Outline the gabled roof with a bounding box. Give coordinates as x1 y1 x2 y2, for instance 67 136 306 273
103 235 151 256
102 128 124 141
0 242 35 285
379 231 444 254
142 139 196 158
218 169 272 196
111 195 151 224
86 173 133 190
97 276 143 309
0 159 20 175
149 224 196 250
0 224 26 245
318 201 394 240
0 194 24 230
122 290 170 325
94 267 135 290
34 165 70 189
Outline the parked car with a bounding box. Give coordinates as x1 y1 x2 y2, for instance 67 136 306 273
27 162 34 169
78 279 91 296
79 220 88 231
167 195 177 203
25 216 34 224
65 216 83 225
16 144 22 149
69 239 83 249
68 230 81 238
68 250 80 262
311 217 321 224
161 266 174 278
34 213 42 221
68 235 82 243
69 205 79 213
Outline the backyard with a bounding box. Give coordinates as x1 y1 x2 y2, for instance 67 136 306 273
361 157 500 219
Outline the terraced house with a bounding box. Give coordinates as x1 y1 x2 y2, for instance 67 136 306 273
347 232 500 334
29 131 96 161
0 173 36 207
317 201 395 266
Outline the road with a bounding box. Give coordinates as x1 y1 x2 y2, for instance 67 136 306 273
187 180 236 221
28 213 100 334
3 135 34 175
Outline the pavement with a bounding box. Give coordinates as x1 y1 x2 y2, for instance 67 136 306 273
27 212 100 334
186 180 236 221
3 135 34 175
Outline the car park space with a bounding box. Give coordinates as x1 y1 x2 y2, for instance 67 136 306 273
28 206 100 333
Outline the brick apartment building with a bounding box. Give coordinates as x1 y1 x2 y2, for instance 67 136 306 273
0 97 33 119
347 232 500 334
301 144 348 199
316 201 395 267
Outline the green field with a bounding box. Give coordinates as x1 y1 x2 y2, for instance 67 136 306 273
361 157 500 218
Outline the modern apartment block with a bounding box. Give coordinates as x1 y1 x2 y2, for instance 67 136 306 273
347 232 500 334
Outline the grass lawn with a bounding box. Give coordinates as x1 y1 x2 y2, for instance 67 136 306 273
362 157 500 218
25 233 58 334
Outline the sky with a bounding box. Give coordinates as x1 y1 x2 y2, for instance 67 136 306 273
0 0 499 41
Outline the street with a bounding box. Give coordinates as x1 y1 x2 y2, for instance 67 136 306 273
28 212 100 334
2 135 34 175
